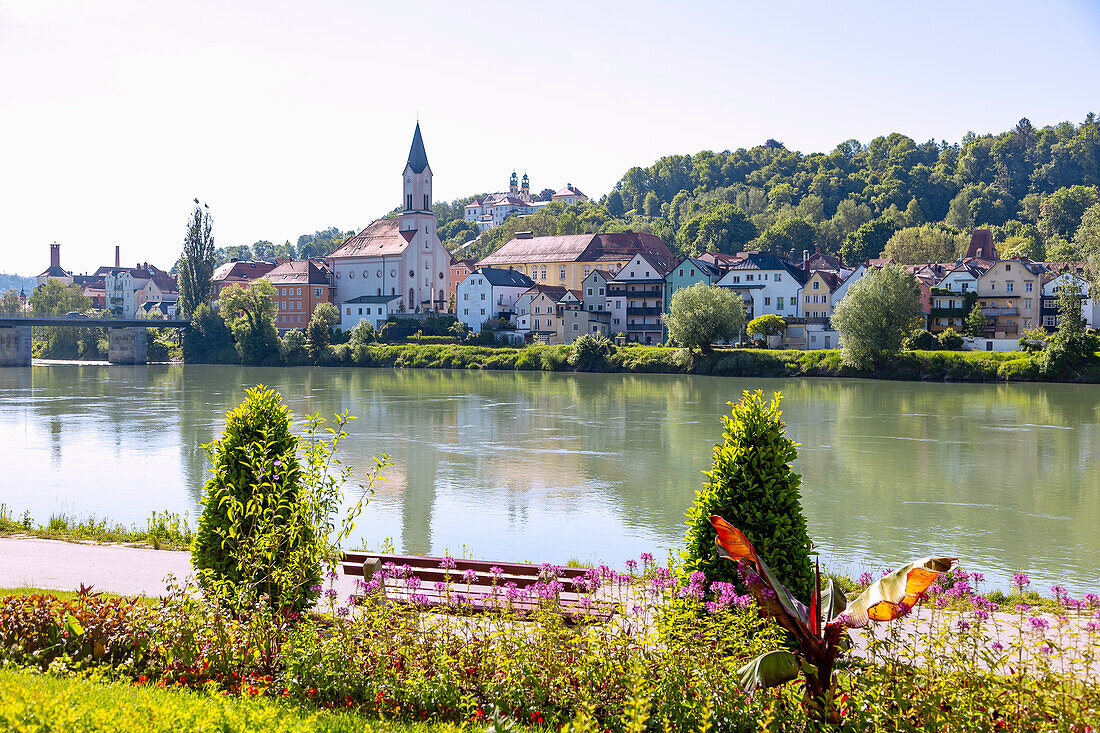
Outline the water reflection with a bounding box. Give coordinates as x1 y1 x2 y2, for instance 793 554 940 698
1 364 1097 594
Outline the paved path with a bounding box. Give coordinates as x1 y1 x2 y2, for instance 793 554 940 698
0 536 359 601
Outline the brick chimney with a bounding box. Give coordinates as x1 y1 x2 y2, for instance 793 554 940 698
50 242 60 268
115 246 120 268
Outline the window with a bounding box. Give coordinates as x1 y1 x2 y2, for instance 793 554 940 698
583 266 590 277
747 274 754 281
406 194 413 210
1025 281 1033 292
463 308 468 315
357 307 363 315
314 287 321 296
572 323 579 331
690 269 695 276
463 293 468 300
598 287 604 295
587 288 593 295
480 308 485 315
813 280 820 290
559 266 566 280
679 269 684 276
962 282 969 291
732 276 740 283
804 295 810 303
346 308 351 315
1024 299 1032 309
1006 281 1014 293
1005 265 1012 272
423 194 429 209
777 297 784 309
1044 315 1057 327
480 293 485 300
764 297 771 306
540 267 547 280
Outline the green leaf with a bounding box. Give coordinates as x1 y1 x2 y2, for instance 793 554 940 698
737 650 802 693
819 577 847 625
64 613 84 637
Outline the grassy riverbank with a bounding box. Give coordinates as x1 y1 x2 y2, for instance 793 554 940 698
0 506 193 550
308 342 1100 383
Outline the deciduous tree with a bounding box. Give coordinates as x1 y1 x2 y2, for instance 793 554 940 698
882 224 967 264
831 264 922 368
665 282 745 352
217 280 280 365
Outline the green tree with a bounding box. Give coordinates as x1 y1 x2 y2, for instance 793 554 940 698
0 288 21 315
1039 279 1099 377
297 227 352 259
840 217 899 266
745 313 787 339
605 190 626 217
1073 202 1100 260
964 301 986 337
1039 185 1100 240
682 390 815 603
178 200 216 318
306 302 339 361
217 280 280 365
882 225 967 264
643 191 661 217
184 303 237 363
937 328 964 350
665 282 745 352
755 218 815 255
831 264 923 368
28 280 90 315
999 234 1044 260
192 386 320 612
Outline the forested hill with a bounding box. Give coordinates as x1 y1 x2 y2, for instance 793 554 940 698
0 273 35 292
445 115 1100 269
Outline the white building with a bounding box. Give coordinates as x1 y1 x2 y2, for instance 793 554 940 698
339 295 404 331
455 266 535 331
330 123 452 328
714 253 807 321
464 173 587 232
1042 271 1096 329
938 262 987 293
104 270 136 318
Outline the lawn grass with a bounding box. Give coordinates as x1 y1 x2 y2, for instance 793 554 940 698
0 667 500 733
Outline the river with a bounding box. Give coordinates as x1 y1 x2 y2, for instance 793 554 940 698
2 364 1098 594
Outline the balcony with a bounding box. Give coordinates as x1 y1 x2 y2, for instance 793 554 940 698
608 287 663 297
982 307 1018 317
626 322 662 332
626 306 662 316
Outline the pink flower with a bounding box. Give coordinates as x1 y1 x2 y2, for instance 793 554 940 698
439 556 457 570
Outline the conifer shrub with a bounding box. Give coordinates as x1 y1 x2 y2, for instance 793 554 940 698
682 390 814 602
192 386 320 612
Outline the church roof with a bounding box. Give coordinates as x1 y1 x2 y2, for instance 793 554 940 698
330 218 416 258
406 123 429 174
477 231 674 267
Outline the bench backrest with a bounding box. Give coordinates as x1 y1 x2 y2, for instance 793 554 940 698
341 552 593 592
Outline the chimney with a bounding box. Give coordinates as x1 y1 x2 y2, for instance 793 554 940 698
50 242 60 268
802 250 809 266
515 231 534 239
115 246 120 268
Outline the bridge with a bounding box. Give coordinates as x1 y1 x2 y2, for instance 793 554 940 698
0 316 189 366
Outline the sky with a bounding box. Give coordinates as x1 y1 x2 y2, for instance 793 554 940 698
1 0 1098 276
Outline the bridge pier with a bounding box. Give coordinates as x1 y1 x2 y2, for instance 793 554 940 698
0 325 32 367
108 328 147 365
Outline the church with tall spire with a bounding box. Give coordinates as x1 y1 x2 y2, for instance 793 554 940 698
328 123 453 329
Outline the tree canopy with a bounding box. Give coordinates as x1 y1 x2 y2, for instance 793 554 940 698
178 200 216 318
831 265 923 368
665 282 745 351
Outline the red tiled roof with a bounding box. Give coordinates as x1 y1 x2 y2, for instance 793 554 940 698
330 219 415 258
262 259 332 286
212 260 277 283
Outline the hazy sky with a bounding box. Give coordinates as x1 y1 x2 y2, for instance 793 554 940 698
2 1 1098 276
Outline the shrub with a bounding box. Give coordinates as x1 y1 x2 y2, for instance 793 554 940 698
280 329 308 365
904 328 936 351
936 328 964 350
184 303 236 363
568 334 615 371
192 386 320 612
682 390 814 603
348 321 376 347
745 314 786 339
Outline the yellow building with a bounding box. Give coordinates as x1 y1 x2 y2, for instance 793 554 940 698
477 231 674 292
976 259 1044 337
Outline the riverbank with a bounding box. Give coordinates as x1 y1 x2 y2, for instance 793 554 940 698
303 342 1100 383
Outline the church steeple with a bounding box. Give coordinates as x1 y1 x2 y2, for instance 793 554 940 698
520 172 530 202
509 170 518 197
402 122 432 213
407 122 429 174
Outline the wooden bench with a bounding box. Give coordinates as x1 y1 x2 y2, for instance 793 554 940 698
340 552 616 622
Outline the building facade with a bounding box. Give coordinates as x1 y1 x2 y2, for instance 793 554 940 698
607 252 670 344
975 259 1044 337
330 123 452 328
262 259 334 331
455 267 535 331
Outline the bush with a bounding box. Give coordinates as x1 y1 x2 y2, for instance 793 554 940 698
192 386 320 612
280 329 308 365
904 328 937 351
184 304 236 363
745 314 786 339
681 390 814 603
936 328 964 350
568 334 615 371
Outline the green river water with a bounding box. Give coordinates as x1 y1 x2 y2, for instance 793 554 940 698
2 364 1098 594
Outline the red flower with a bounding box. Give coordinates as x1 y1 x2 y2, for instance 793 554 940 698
136 675 148 684
306 687 316 697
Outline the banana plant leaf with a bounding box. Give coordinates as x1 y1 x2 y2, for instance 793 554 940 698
710 516 810 629
818 577 847 626
737 650 815 693
839 556 956 628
